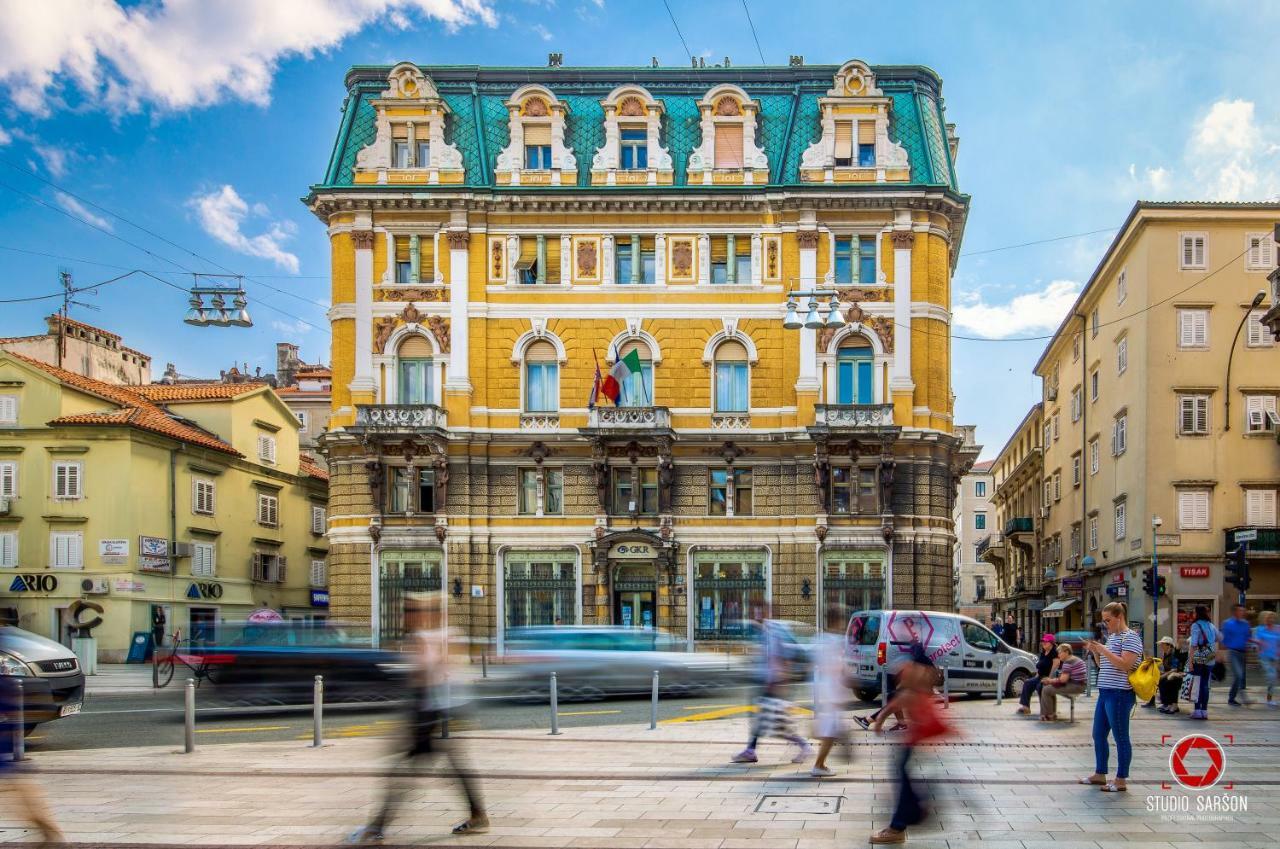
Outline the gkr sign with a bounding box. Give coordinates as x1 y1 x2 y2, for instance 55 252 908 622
886 611 934 646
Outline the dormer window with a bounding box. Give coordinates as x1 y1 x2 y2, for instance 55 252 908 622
524 124 553 169
496 86 576 186
353 63 463 185
687 84 768 186
620 128 647 170
801 60 909 183
392 126 411 169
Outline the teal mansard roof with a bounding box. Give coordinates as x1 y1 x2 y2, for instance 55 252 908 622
314 61 962 193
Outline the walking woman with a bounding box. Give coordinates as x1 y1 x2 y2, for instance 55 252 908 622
1188 605 1218 720
1078 601 1142 793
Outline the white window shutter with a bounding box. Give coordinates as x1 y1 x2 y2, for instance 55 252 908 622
1182 236 1194 267
1246 489 1277 526
0 463 15 497
0 395 16 423
0 532 16 567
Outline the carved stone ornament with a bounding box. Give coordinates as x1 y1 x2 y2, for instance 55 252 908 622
434 523 447 543
576 240 598 277
797 230 820 250
816 325 837 354
867 316 895 353
891 230 916 249
446 230 470 249
427 314 451 353
670 239 693 278
838 287 888 303
720 441 746 466
766 240 779 279
375 287 445 303
525 441 551 464
524 97 549 117
815 524 829 543
400 303 423 325
619 96 645 116
372 318 397 354
491 240 504 278
657 453 674 513
715 96 742 116
353 230 375 250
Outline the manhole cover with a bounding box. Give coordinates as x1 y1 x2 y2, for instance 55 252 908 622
755 795 843 814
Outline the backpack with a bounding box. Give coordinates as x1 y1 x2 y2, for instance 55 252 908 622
1128 656 1162 702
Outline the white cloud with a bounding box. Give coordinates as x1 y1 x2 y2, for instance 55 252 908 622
33 143 69 177
55 191 113 231
188 185 300 273
953 279 1082 339
0 126 10 146
271 318 313 337
0 0 497 116
531 23 553 41
1129 99 1280 202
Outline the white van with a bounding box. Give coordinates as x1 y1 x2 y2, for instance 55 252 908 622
845 609 1038 700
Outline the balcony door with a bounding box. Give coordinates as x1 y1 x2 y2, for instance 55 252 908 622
396 335 434 405
836 341 873 404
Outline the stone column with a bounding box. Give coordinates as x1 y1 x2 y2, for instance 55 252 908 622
796 229 820 394
560 235 571 284
351 230 376 399
750 233 762 286
726 235 737 285
698 234 710 285
891 230 914 393
654 234 666 286
507 235 520 287
409 234 421 285
602 235 615 285
446 230 471 393
630 235 641 285
535 235 547 285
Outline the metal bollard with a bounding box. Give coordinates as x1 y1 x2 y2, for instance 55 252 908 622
481 651 488 679
994 658 1005 706
880 667 889 711
152 654 159 689
649 670 659 730
942 666 949 710
549 672 561 736
312 675 324 747
184 678 195 753
12 678 25 762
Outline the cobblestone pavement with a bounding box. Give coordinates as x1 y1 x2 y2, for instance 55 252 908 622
1 694 1276 848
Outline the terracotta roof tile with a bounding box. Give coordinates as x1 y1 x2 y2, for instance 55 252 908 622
132 383 268 401
299 455 329 482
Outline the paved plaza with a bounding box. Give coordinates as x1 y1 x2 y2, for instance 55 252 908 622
1 694 1276 848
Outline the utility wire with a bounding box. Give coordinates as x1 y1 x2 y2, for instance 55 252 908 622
0 245 326 279
959 227 1118 258
0 270 141 303
741 0 766 64
662 0 694 63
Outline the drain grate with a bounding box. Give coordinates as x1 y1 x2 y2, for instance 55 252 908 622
755 795 843 814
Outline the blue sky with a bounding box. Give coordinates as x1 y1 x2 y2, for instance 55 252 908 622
2 0 1278 457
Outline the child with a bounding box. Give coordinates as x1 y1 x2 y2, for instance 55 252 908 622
869 656 950 845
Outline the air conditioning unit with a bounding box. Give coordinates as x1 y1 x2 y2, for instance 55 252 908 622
80 578 110 595
1040 506 1050 519
172 542 194 558
0 497 10 515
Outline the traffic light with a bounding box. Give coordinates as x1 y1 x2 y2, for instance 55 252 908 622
1155 575 1168 598
1141 566 1156 597
1226 545 1251 592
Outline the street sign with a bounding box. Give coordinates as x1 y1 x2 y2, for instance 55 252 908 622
1233 529 1258 544
139 536 168 557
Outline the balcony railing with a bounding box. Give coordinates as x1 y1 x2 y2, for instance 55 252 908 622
587 406 671 430
976 533 1004 562
814 403 894 428
1224 526 1280 555
1004 517 1035 536
354 404 447 430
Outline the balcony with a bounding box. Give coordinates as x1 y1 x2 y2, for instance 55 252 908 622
588 406 671 430
1224 526 1280 555
976 533 1005 564
520 413 561 432
813 403 895 429
354 404 447 432
1004 517 1035 537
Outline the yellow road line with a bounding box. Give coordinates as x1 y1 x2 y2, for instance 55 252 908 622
557 709 622 717
195 725 290 734
681 704 737 710
663 704 813 724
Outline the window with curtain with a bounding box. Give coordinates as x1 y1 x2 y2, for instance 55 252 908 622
524 340 559 412
617 340 654 406
518 469 538 515
858 236 876 283
524 124 552 169
834 237 853 284
714 339 749 412
616 240 633 284
415 140 430 167
833 121 853 167
713 123 744 168
620 127 647 169
392 124 410 168
710 236 729 284
857 121 876 166
396 335 433 404
836 340 874 404
394 235 413 284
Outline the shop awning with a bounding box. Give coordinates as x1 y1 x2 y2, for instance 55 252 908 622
1041 598 1079 618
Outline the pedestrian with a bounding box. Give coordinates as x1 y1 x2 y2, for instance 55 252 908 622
1016 634 1058 715
1154 637 1186 714
1039 643 1086 721
1078 601 1142 792
1003 613 1018 649
732 613 811 764
992 617 1004 640
1187 605 1217 720
1221 604 1252 706
1253 611 1280 707
0 653 65 845
348 593 487 843
810 605 852 777
151 606 166 651
868 656 950 844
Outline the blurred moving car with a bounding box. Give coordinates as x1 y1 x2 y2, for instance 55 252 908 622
1053 630 1096 656
768 619 817 680
495 626 752 701
0 626 85 731
190 621 410 706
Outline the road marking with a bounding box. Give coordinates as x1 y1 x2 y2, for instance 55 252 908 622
195 725 291 734
681 704 737 710
557 709 622 717
663 704 814 724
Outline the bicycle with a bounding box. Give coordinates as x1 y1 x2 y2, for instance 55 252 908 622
153 630 221 688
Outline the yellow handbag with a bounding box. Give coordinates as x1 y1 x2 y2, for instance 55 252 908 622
1129 656 1162 702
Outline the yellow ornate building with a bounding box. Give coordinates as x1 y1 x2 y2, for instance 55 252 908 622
306 59 974 649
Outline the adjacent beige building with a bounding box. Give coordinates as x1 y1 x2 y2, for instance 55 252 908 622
980 404 1045 645
953 459 994 621
0 315 151 385
1034 202 1280 649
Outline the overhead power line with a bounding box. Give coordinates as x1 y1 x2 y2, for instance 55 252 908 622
662 0 694 63
741 0 766 64
959 227 1119 258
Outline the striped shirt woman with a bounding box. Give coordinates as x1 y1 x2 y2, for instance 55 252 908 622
1080 602 1142 792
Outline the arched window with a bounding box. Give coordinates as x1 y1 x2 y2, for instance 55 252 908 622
524 340 560 412
713 339 749 412
616 340 654 407
836 339 874 404
397 335 433 404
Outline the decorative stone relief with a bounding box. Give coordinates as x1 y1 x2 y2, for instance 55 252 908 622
576 239 599 278
427 315 451 353
375 287 446 302
797 230 820 250
669 237 694 280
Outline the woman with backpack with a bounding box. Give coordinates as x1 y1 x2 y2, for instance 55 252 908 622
1187 605 1218 720
1078 601 1142 793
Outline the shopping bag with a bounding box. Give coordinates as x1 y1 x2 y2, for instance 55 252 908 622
1181 673 1199 704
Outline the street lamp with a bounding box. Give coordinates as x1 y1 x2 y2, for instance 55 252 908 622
781 289 855 333
802 299 824 329
782 299 802 330
1224 290 1267 432
182 275 254 329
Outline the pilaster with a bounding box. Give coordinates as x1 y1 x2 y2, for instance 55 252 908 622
445 229 473 411
350 229 376 403
890 228 915 424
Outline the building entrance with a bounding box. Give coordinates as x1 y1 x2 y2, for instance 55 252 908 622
613 564 656 629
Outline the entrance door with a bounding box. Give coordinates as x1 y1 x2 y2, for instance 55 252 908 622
190 607 218 646
615 590 655 629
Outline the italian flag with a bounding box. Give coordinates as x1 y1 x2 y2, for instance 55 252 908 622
600 346 642 405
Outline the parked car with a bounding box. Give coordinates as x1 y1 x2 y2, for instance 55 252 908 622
495 626 752 701
0 626 85 732
844 609 1039 701
189 621 411 707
